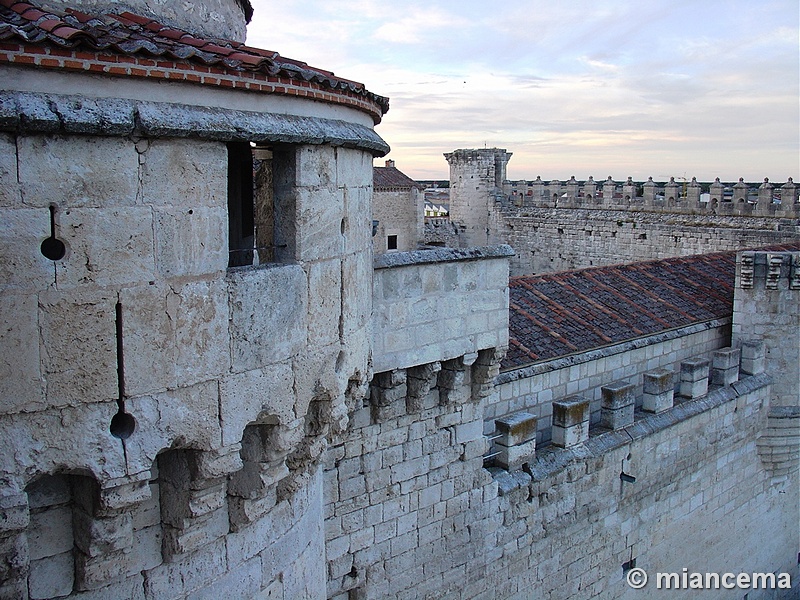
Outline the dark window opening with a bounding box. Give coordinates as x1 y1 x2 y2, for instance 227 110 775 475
227 143 290 268
387 234 398 251
227 142 255 267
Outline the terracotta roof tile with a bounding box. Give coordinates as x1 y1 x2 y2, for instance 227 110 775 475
0 0 389 114
503 244 800 371
374 166 424 189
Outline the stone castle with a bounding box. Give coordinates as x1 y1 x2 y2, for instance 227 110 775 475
0 2 798 600
430 147 800 276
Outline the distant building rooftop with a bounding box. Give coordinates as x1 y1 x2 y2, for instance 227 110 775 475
374 160 424 190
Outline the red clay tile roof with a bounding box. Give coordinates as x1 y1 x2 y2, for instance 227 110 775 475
374 166 424 190
505 252 734 371
504 244 800 370
0 0 389 120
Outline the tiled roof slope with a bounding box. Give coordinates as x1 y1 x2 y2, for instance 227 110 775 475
374 166 424 190
503 251 739 371
0 0 389 121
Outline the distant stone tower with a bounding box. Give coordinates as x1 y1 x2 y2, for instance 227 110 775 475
445 148 512 247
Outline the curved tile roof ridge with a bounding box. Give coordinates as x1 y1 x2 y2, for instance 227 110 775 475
0 0 390 115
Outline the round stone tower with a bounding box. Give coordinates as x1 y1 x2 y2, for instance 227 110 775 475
39 0 253 40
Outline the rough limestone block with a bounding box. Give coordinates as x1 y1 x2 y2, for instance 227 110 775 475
739 339 766 375
295 185 345 263
39 289 118 407
679 358 710 398
121 381 223 474
228 264 307 373
711 348 740 385
55 207 157 289
0 494 30 533
711 366 739 386
495 411 537 447
642 369 674 413
74 548 129 591
28 551 74 600
0 208 53 293
138 139 226 208
495 439 536 471
600 404 635 430
551 421 589 449
72 510 133 558
0 133 19 206
335 146 373 189
0 293 44 414
219 364 295 447
18 134 138 207
340 250 372 336
306 258 342 347
153 205 227 278
28 506 73 560
601 380 635 410
119 284 176 397
343 185 372 256
552 396 590 428
129 525 163 574
712 347 741 370
174 278 230 386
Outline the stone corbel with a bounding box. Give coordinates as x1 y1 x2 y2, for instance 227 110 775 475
765 253 784 290
739 252 754 289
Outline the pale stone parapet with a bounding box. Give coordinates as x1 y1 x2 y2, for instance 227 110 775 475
679 358 710 398
711 347 741 386
642 368 675 413
493 411 537 471
552 396 590 448
739 339 766 375
372 245 512 373
600 380 635 430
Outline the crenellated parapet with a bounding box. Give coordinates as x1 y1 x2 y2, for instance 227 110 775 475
485 340 769 472
502 175 799 218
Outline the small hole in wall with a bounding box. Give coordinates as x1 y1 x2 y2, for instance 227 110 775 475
188 209 194 214
340 218 346 235
110 410 136 439
41 205 66 261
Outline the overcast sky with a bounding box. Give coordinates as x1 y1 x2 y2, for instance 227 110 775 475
247 1 799 182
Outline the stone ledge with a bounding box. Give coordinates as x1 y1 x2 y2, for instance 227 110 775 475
0 91 390 156
373 245 514 270
517 372 771 483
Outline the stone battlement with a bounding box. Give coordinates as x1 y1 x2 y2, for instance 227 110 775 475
501 176 800 219
485 339 771 472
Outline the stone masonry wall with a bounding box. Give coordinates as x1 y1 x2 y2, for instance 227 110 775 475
372 246 514 373
373 188 424 253
500 208 800 276
325 344 798 599
489 319 731 443
0 132 375 599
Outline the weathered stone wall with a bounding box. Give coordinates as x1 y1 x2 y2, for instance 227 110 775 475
489 373 798 600
0 132 375 599
489 319 731 442
444 149 512 248
500 208 800 276
325 344 798 599
733 251 800 407
443 149 799 275
373 187 424 253
372 246 514 373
